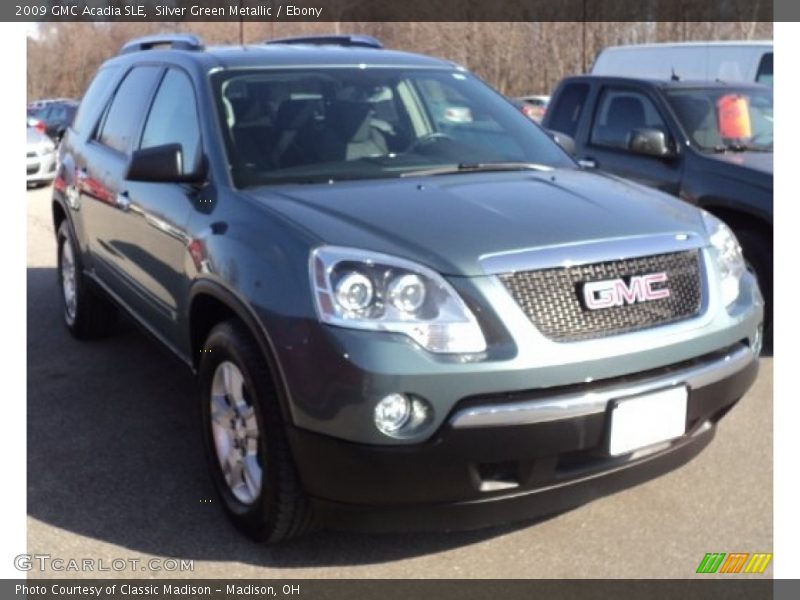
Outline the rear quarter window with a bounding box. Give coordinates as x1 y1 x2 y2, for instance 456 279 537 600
71 67 119 136
756 52 773 86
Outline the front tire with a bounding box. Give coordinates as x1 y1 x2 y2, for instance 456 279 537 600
199 320 312 542
56 220 117 339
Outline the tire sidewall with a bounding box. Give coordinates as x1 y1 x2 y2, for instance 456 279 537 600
199 324 281 538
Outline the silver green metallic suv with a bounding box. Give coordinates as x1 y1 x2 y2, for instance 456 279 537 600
52 34 763 542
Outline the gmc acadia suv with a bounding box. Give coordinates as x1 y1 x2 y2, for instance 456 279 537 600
52 34 763 542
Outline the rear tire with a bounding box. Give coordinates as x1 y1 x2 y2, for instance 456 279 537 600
199 319 312 542
736 229 772 350
56 220 118 339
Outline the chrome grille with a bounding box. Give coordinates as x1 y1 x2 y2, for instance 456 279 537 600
499 250 702 341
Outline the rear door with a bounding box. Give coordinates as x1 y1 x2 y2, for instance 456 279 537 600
77 65 163 303
579 85 682 194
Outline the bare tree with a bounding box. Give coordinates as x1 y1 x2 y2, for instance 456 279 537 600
27 21 773 102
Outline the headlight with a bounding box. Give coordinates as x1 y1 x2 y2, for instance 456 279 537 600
702 211 746 307
310 246 486 354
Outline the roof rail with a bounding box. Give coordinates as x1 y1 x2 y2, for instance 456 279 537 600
119 34 204 55
265 34 383 49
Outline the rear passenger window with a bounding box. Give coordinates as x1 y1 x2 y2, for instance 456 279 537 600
590 88 666 151
547 83 589 137
140 69 202 174
73 68 118 136
96 66 161 154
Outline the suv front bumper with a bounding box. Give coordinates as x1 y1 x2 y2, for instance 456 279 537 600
288 343 758 531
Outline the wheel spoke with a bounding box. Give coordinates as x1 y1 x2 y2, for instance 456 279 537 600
210 394 234 425
227 453 245 489
242 455 262 500
240 406 257 432
223 363 246 407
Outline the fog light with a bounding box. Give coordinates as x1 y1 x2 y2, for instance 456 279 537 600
373 394 434 438
374 393 411 434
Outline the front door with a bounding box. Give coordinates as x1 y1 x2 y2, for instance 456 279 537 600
580 86 683 195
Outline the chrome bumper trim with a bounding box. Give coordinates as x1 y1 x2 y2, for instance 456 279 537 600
450 344 754 429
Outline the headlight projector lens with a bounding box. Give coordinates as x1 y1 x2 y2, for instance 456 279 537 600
335 271 373 312
388 273 427 313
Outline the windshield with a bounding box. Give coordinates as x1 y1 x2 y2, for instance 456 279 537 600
211 67 574 187
666 87 773 152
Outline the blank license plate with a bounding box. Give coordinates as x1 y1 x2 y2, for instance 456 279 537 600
608 386 688 456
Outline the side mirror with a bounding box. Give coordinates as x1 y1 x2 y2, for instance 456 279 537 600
547 129 576 156
126 143 205 183
628 128 674 158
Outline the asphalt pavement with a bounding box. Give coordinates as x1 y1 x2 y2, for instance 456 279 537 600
26 183 772 578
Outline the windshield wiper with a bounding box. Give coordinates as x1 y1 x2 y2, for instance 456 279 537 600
400 162 553 178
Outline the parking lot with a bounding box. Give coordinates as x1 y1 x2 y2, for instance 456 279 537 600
26 183 772 578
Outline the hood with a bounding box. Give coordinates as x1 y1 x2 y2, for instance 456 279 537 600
702 150 773 190
705 150 773 175
248 169 706 276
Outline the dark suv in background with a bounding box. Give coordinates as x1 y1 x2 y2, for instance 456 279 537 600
543 76 773 342
52 34 762 542
32 99 79 143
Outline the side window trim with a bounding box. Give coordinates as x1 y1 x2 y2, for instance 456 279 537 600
135 67 169 149
136 66 204 157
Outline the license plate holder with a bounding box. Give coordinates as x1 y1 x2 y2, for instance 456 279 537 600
608 386 688 456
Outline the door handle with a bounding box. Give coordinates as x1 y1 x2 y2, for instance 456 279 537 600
578 158 597 169
115 191 131 212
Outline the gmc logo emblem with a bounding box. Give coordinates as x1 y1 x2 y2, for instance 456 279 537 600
582 273 670 310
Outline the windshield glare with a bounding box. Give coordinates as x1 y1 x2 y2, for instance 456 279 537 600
666 87 773 152
212 68 574 186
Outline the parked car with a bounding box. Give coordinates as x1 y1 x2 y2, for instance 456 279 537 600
514 94 549 122
33 99 78 143
29 97 74 111
591 41 773 86
543 76 772 345
27 126 57 187
53 34 762 542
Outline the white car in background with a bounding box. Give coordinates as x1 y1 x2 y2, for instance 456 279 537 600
27 126 56 187
591 41 773 86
